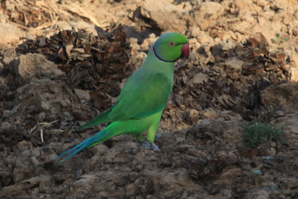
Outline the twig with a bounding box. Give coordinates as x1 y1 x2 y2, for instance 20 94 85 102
40 128 44 143
29 120 59 143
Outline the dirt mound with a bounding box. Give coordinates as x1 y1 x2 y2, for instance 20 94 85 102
0 0 297 199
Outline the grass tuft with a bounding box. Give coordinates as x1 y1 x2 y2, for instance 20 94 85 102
242 122 285 148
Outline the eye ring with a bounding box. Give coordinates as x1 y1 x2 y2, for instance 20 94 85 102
169 41 175 47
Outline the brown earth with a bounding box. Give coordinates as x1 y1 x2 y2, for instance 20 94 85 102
0 0 298 199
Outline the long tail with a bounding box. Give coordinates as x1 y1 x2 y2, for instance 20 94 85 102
55 125 123 162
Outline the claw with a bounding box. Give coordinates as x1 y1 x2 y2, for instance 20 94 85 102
141 141 160 151
152 143 160 151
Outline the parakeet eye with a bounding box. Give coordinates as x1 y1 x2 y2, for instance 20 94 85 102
169 41 175 47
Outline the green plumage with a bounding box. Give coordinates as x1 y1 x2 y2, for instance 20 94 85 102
56 33 189 161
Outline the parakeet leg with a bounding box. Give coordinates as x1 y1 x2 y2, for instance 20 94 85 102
136 133 145 142
146 121 159 144
142 120 160 151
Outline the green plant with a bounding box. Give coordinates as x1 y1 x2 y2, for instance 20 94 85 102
271 33 289 43
242 122 284 148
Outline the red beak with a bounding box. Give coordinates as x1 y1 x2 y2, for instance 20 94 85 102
182 43 190 58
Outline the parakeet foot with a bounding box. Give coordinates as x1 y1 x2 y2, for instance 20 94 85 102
141 141 160 151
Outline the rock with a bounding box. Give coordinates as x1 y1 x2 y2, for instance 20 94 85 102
13 160 29 183
132 0 189 32
37 112 46 122
188 38 200 52
0 22 26 45
93 144 109 157
10 53 65 84
249 190 269 199
200 119 212 126
195 31 214 44
0 184 28 199
1 121 11 129
41 101 51 111
225 57 243 72
126 180 139 196
194 2 224 30
19 175 52 193
261 83 298 108
190 73 208 84
290 67 298 82
201 109 219 119
288 121 298 135
13 78 79 121
74 89 91 102
1 47 17 65
183 109 200 123
290 53 298 68
219 167 242 180
289 180 298 189
16 140 32 152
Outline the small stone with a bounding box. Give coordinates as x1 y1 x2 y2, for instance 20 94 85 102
16 53 64 81
270 142 276 147
39 175 52 193
202 109 219 119
41 101 51 111
251 190 269 199
200 119 212 126
16 140 32 152
0 22 26 44
225 57 243 72
289 181 298 189
190 73 208 84
37 112 46 122
268 147 276 156
290 67 298 82
2 110 11 118
1 121 11 129
74 89 90 102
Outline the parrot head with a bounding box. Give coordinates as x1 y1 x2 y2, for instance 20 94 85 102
153 33 189 62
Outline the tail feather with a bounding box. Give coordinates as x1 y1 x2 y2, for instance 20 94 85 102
56 127 121 162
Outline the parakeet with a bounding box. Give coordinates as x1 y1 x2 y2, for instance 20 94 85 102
56 32 189 161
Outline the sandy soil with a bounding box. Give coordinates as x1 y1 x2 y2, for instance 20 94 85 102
0 0 297 198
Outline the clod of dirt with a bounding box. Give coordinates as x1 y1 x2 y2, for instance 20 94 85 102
290 67 298 82
193 2 224 31
131 0 190 33
7 53 64 86
0 23 26 45
261 83 298 108
0 0 298 198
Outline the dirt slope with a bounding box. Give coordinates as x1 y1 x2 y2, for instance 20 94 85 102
0 0 297 199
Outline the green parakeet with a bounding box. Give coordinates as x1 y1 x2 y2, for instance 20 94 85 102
57 32 189 161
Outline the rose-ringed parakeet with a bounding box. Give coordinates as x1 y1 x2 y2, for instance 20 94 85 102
56 32 189 161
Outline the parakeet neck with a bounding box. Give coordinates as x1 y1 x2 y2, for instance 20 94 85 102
144 49 175 77
152 46 176 63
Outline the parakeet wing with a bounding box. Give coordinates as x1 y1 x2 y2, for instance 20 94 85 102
80 72 171 129
110 72 172 120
